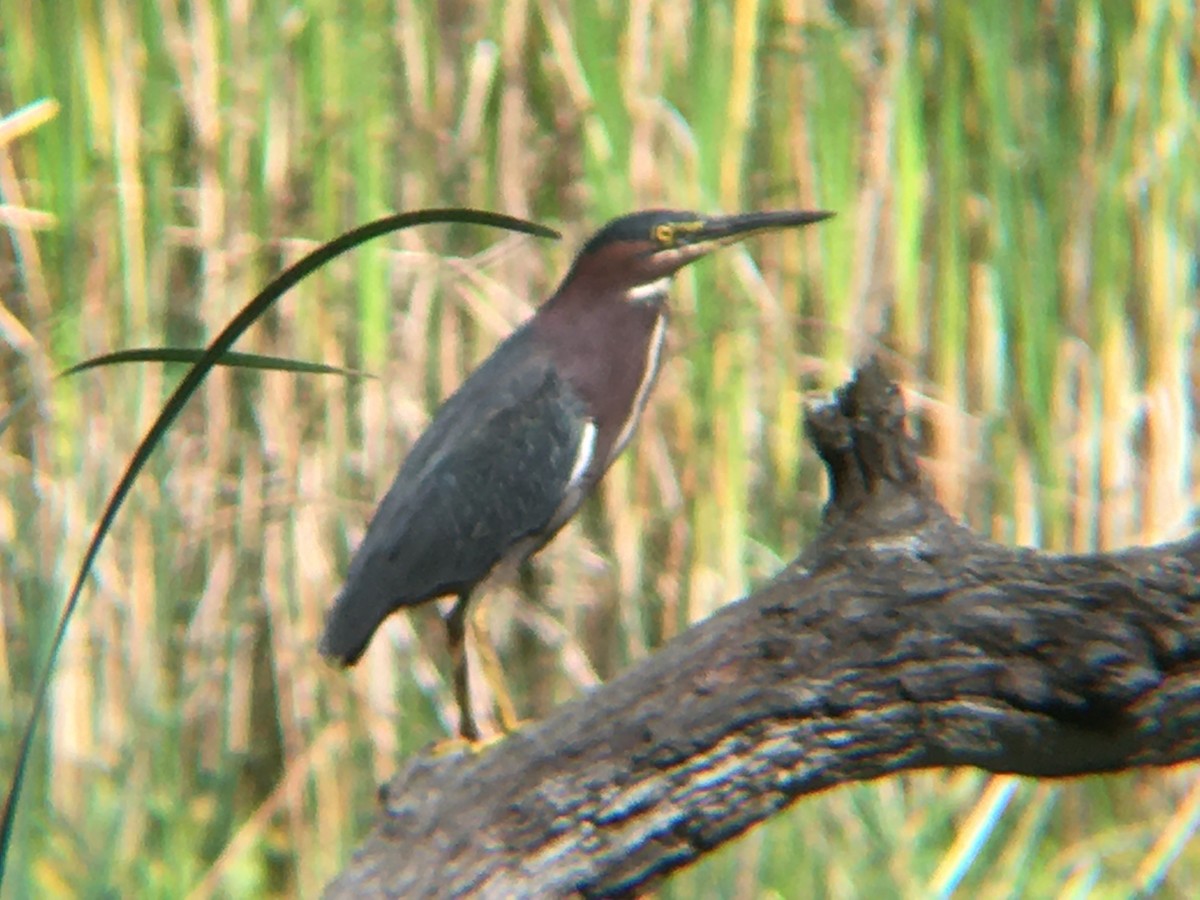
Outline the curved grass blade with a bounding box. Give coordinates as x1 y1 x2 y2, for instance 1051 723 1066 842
59 347 374 379
0 208 560 884
0 348 373 440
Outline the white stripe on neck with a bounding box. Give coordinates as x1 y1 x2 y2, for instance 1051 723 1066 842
625 276 671 303
611 314 667 457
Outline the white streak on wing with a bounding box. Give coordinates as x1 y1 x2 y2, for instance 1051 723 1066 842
611 313 667 458
568 420 598 489
545 419 598 535
625 276 671 303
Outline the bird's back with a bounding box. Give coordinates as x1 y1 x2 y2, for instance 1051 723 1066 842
320 324 590 665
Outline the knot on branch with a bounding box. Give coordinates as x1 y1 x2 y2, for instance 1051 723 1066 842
801 357 962 558
805 357 920 495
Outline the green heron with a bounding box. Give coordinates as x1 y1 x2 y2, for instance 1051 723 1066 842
320 208 834 739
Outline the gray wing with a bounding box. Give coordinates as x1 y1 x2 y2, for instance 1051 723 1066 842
320 325 590 664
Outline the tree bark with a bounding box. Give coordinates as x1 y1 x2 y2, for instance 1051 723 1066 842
324 358 1200 899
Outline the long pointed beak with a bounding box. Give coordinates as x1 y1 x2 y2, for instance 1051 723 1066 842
691 209 836 248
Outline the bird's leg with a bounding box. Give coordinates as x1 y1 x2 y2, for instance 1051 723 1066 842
470 602 521 732
446 593 481 742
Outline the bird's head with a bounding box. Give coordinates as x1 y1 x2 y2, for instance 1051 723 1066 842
556 208 835 304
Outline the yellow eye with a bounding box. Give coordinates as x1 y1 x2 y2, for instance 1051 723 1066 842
653 223 675 245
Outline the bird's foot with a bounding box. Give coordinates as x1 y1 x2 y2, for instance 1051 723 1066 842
495 713 532 736
425 735 478 758
425 727 511 758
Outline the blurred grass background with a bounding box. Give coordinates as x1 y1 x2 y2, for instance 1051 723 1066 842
1 0 1198 896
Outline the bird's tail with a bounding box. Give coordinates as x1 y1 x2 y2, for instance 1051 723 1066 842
318 588 384 667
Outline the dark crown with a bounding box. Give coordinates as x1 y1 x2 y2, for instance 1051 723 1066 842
577 210 699 256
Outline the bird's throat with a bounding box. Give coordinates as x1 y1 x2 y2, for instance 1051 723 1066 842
625 275 671 304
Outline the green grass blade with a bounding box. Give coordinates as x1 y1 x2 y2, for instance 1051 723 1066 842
55 347 375 380
0 349 374 439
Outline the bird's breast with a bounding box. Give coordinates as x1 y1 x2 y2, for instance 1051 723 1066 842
535 299 668 474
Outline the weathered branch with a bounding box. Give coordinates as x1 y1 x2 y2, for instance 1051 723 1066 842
324 358 1200 899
